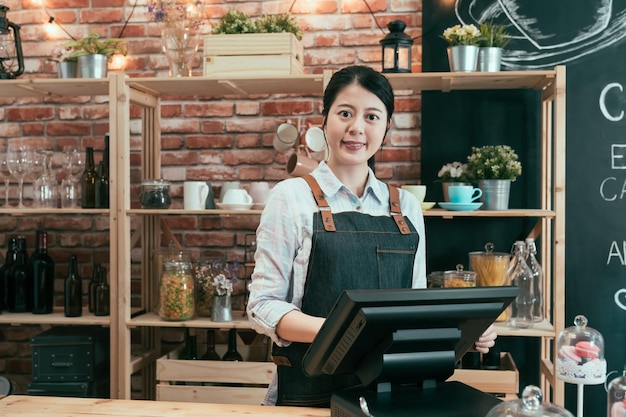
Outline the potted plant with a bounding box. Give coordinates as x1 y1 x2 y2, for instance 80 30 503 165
441 23 481 72
466 145 522 210
477 21 511 72
48 45 78 78
437 161 472 202
63 31 127 78
205 10 304 77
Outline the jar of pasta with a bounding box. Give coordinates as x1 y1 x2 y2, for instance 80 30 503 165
158 251 194 321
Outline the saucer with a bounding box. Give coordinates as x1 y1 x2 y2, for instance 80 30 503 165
215 202 254 210
420 202 436 211
438 202 482 212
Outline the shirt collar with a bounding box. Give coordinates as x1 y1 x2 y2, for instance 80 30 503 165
311 161 386 203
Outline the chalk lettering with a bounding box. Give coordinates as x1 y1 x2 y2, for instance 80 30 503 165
607 241 626 265
615 289 626 311
612 144 626 169
599 83 624 121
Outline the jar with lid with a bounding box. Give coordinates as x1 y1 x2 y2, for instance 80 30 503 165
443 264 476 287
556 314 606 385
485 385 574 417
140 179 172 209
606 366 626 417
468 242 511 321
158 251 194 321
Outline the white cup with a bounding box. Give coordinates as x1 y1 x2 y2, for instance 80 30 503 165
222 189 253 205
305 126 326 152
273 122 300 152
220 181 241 202
401 185 427 203
248 182 270 204
184 181 209 210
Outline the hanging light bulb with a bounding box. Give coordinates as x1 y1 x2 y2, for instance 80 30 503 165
0 5 24 79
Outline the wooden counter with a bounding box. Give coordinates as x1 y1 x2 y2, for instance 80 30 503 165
0 395 330 417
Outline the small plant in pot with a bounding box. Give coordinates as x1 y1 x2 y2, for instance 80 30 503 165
477 21 510 71
212 10 303 39
441 23 481 72
64 31 127 78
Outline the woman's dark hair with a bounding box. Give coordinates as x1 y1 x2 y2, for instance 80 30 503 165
321 65 394 125
322 65 394 173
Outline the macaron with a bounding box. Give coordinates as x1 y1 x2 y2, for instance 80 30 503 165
574 341 600 359
559 345 582 363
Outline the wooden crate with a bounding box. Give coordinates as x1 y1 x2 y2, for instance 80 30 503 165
447 352 519 400
156 335 275 405
204 33 304 77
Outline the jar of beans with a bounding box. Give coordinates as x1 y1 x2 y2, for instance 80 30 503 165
158 251 194 321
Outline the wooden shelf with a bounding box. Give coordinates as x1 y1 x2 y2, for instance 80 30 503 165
494 319 555 338
0 309 110 326
128 311 252 329
127 208 263 215
0 78 110 97
0 208 110 216
423 208 556 218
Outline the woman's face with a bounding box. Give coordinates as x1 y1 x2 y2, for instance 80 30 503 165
325 83 389 169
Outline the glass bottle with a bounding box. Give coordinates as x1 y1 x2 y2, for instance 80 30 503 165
31 230 55 314
94 266 110 316
7 236 30 313
179 328 198 360
64 255 82 317
95 134 109 209
158 251 194 321
80 146 96 208
508 241 534 329
0 237 17 311
222 329 243 362
525 238 544 323
200 329 221 360
88 263 100 313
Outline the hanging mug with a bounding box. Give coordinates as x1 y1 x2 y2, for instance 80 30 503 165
286 146 319 177
273 121 299 152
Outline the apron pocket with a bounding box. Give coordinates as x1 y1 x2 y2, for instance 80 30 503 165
376 246 416 288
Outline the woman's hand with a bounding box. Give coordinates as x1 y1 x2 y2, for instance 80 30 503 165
474 324 497 354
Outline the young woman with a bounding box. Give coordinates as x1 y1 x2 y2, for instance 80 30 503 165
247 65 496 407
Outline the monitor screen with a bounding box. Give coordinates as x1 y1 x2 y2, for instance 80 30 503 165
302 286 518 386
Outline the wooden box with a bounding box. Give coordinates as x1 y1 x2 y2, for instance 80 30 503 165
203 33 304 77
156 333 275 405
447 352 519 400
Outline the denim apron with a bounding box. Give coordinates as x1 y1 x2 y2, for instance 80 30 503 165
273 175 419 407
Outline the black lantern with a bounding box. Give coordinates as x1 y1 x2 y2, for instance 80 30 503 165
380 20 413 73
0 5 24 79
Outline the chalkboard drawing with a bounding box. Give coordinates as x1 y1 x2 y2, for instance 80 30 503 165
615 288 626 311
455 0 626 69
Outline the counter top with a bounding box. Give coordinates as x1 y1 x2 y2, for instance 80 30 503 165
0 395 330 417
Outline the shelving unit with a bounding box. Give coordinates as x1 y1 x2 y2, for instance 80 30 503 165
2 67 565 404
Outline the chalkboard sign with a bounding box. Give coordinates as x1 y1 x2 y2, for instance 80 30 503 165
422 1 626 415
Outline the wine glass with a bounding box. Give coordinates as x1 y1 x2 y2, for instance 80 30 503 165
0 152 10 206
7 144 34 208
60 146 85 208
33 150 58 208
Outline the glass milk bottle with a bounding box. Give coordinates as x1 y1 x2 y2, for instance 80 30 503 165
508 241 534 329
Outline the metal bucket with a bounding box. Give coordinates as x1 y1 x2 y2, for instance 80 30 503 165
447 45 479 72
479 179 511 210
78 54 108 78
478 47 503 72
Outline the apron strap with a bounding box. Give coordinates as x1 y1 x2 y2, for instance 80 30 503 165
389 185 411 235
303 175 336 232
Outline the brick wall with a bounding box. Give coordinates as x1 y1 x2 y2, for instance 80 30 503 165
0 0 423 395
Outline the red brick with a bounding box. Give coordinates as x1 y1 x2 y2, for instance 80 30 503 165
184 231 235 247
236 134 263 148
80 9 123 24
184 103 233 117
7 107 54 121
223 149 274 166
199 121 226 134
188 134 231 148
46 122 92 136
262 100 314 116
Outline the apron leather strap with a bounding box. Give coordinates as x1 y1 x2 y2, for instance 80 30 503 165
389 185 411 235
303 175 336 232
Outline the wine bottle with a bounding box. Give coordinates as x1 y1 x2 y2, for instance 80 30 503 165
88 263 100 313
64 255 82 317
94 266 110 316
95 134 109 209
0 237 17 311
179 329 198 360
200 330 221 360
222 329 243 361
31 230 55 314
80 147 96 208
7 236 31 312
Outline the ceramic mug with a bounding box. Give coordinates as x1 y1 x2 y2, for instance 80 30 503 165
184 181 209 210
222 188 253 205
448 185 482 204
273 122 300 152
400 185 427 203
220 181 241 202
248 182 270 204
286 146 319 177
305 126 326 152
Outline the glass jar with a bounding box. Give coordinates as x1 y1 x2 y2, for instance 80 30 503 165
443 264 476 287
427 271 444 288
140 179 172 209
607 366 626 417
485 385 574 417
158 251 194 321
556 314 606 385
469 242 511 321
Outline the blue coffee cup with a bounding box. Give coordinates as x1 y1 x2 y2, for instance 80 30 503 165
448 185 482 204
